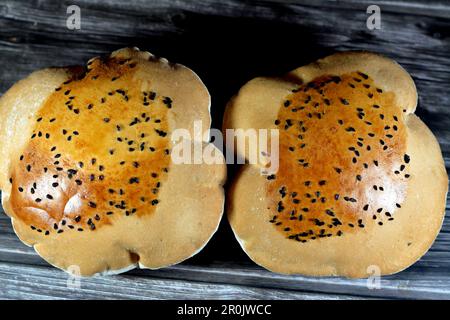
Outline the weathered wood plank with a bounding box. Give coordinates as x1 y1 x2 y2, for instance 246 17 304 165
0 221 450 299
0 262 368 300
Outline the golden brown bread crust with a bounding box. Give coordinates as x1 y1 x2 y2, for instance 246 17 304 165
225 51 448 278
0 48 226 276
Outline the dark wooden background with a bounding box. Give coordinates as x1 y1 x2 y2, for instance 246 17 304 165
0 0 449 299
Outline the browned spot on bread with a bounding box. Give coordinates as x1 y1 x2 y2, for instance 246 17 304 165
10 56 171 234
267 72 410 242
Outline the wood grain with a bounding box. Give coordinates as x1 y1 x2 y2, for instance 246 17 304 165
0 0 449 299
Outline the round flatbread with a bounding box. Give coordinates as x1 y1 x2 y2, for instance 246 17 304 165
224 51 447 278
0 47 226 276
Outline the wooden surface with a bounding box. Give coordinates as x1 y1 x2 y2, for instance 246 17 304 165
0 0 449 300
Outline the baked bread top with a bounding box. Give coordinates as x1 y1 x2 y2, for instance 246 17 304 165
225 51 447 277
0 48 226 276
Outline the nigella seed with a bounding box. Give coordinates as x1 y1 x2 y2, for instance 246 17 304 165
404 154 410 163
277 201 285 213
357 71 369 79
155 129 167 137
163 97 173 108
340 98 349 105
129 177 139 184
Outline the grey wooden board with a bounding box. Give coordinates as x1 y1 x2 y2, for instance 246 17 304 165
1 262 369 300
0 0 449 299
